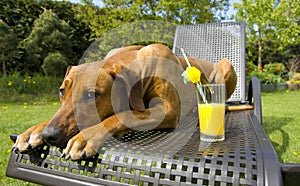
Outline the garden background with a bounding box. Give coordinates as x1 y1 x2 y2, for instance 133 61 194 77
0 0 299 184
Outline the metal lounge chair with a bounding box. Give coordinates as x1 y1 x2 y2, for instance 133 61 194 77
6 21 299 186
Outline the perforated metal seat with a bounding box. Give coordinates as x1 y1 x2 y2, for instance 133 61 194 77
7 111 275 186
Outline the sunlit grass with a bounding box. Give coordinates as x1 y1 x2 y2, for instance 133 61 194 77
0 102 59 185
262 89 300 163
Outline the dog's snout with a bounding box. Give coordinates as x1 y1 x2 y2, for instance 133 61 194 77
41 126 62 146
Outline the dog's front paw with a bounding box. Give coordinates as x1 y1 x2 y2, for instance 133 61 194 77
13 124 45 153
62 126 107 160
62 132 96 160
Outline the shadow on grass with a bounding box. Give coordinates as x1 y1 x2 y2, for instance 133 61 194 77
262 116 293 162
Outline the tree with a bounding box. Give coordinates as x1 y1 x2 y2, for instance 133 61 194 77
74 0 230 62
103 0 229 24
39 0 92 65
0 0 41 72
42 52 69 76
22 9 72 74
234 0 300 69
0 0 92 73
75 0 229 40
0 20 17 76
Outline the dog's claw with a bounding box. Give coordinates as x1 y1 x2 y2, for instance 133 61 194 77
65 154 71 160
26 143 32 150
13 147 19 153
61 153 65 158
11 146 17 152
80 150 86 158
61 150 66 158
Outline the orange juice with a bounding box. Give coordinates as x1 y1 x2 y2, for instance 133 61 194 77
198 103 225 136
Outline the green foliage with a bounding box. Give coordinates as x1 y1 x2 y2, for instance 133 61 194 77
234 0 300 69
263 63 285 76
0 0 40 40
0 0 47 73
246 62 285 84
0 0 92 74
22 9 73 73
248 71 282 84
42 52 69 76
76 0 229 40
80 21 177 63
0 20 17 76
77 0 230 62
234 0 300 46
246 61 257 73
38 0 92 65
0 73 62 102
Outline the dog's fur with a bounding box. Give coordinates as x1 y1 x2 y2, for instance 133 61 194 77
13 44 237 160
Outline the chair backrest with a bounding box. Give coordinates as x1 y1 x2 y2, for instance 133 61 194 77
172 22 246 102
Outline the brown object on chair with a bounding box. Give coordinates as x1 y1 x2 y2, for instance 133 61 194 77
226 104 254 111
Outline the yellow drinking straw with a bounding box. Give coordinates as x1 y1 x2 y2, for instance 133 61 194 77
180 48 208 104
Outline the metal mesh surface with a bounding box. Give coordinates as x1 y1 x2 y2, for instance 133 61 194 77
172 22 246 102
7 111 262 185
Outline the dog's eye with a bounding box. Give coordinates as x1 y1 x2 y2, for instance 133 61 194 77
86 92 99 101
59 89 65 98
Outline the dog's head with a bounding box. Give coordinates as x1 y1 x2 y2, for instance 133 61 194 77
41 60 144 147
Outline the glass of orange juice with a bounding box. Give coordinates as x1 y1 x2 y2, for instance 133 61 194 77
198 84 226 142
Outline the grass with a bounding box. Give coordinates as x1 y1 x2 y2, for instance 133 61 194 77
261 89 300 163
0 73 62 103
0 90 299 185
0 102 60 185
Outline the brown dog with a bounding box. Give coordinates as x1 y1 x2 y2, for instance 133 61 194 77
13 44 237 160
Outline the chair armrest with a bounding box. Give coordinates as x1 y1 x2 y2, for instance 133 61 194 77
282 163 300 186
247 76 262 125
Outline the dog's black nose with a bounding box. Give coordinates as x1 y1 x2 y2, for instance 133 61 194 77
41 126 62 146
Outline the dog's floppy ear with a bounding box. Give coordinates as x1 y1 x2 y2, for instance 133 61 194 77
109 63 145 112
214 58 237 99
64 66 74 78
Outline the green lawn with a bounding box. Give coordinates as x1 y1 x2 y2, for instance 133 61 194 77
0 102 59 186
0 90 299 185
261 90 300 163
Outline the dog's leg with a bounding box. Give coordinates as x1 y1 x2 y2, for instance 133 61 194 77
12 121 48 153
62 103 177 160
